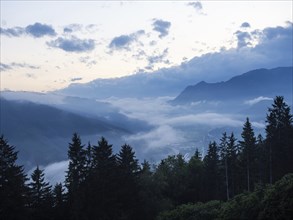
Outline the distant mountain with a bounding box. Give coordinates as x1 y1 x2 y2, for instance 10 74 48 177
172 67 292 105
0 98 128 168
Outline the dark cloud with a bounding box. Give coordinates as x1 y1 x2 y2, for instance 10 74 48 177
47 37 95 53
0 62 40 72
152 19 171 38
241 22 251 28
1 22 56 38
25 23 56 38
187 1 203 11
109 30 145 50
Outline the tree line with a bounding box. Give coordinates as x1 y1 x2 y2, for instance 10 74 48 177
1 96 292 220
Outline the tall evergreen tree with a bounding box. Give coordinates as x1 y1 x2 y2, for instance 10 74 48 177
226 133 239 197
86 137 118 220
0 136 28 220
65 133 86 220
203 141 220 201
219 132 230 200
29 166 53 220
52 183 66 220
265 96 293 183
239 118 256 192
186 148 204 202
116 144 140 219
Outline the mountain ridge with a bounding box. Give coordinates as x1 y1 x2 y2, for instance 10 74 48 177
172 66 292 105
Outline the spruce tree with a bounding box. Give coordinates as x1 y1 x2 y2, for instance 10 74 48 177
239 118 256 192
203 141 220 201
0 136 28 220
86 137 118 219
116 144 140 219
219 132 230 200
265 96 293 183
65 133 86 220
29 166 53 220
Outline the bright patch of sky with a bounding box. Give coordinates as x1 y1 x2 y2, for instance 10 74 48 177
1 1 292 92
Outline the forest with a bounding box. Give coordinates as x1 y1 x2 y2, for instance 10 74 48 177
1 96 293 220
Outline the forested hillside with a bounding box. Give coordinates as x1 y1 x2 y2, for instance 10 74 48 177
1 96 292 220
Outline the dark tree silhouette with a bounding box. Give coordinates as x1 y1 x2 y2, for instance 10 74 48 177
0 136 28 220
265 96 293 183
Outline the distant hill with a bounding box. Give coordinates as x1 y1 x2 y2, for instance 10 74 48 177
172 67 292 105
0 98 128 168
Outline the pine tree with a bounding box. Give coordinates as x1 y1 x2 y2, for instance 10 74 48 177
239 118 256 192
265 96 293 183
116 144 140 219
86 136 118 219
0 135 28 220
226 133 239 197
219 132 230 200
52 183 66 220
187 148 204 202
203 141 220 201
65 133 86 220
29 166 53 220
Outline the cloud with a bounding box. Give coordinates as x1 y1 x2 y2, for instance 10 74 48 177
47 36 95 53
244 96 273 105
241 22 251 28
1 22 56 38
109 30 145 50
79 56 97 67
146 48 170 70
0 62 40 72
0 63 12 71
62 23 292 99
126 125 186 152
70 77 83 82
63 23 83 33
235 31 252 48
152 19 171 38
0 27 24 37
187 1 203 11
25 22 56 38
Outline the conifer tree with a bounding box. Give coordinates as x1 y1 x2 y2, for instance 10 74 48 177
239 118 256 192
52 183 66 220
226 133 239 197
29 166 53 220
203 141 220 201
87 137 118 219
266 96 293 183
65 133 86 220
0 136 28 220
116 144 140 219
219 132 230 200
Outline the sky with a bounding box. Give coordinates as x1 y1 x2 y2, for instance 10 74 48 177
1 1 292 92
